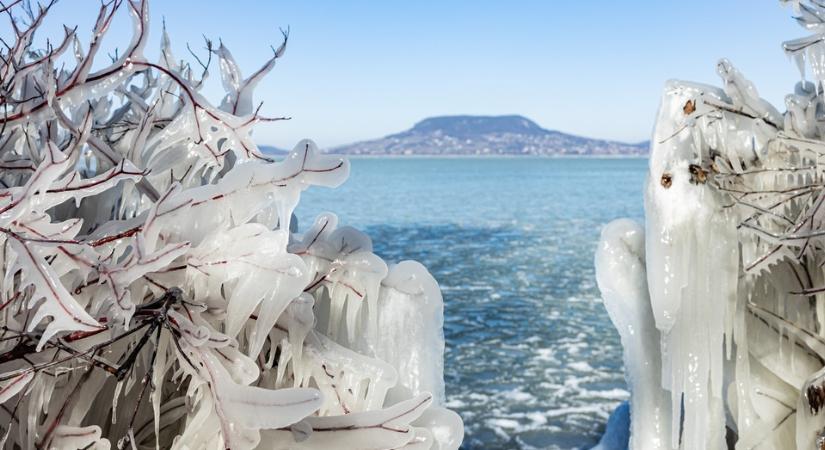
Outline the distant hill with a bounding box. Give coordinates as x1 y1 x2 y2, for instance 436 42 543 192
330 115 648 156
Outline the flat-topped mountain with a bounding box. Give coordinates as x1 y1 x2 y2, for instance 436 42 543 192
407 115 547 137
330 115 648 156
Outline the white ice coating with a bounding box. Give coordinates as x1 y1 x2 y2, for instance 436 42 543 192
646 81 740 450
597 1 825 448
368 260 447 404
0 1 462 449
596 219 671 449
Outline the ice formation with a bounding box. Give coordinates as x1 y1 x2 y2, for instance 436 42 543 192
0 1 462 449
597 1 825 448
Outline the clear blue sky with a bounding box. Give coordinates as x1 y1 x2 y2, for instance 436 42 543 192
27 1 804 148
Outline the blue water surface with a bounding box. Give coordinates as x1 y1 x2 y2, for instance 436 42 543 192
295 157 648 450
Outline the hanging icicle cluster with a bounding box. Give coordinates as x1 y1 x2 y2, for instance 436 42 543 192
596 1 825 448
0 1 462 449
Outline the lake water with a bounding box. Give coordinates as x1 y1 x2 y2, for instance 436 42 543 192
295 157 648 450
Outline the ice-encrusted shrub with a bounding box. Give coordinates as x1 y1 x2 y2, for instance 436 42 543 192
596 1 825 449
0 1 463 448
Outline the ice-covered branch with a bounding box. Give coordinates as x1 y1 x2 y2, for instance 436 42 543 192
0 1 462 449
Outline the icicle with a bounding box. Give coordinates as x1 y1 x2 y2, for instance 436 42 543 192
345 290 363 344
327 283 347 339
276 338 293 387
0 372 33 404
363 261 448 405
112 380 124 425
281 294 316 382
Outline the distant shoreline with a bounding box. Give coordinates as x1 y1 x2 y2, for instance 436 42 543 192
322 153 649 160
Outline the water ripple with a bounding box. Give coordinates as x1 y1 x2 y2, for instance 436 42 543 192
297 157 648 449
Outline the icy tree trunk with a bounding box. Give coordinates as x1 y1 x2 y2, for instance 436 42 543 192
645 81 741 450
596 1 825 448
